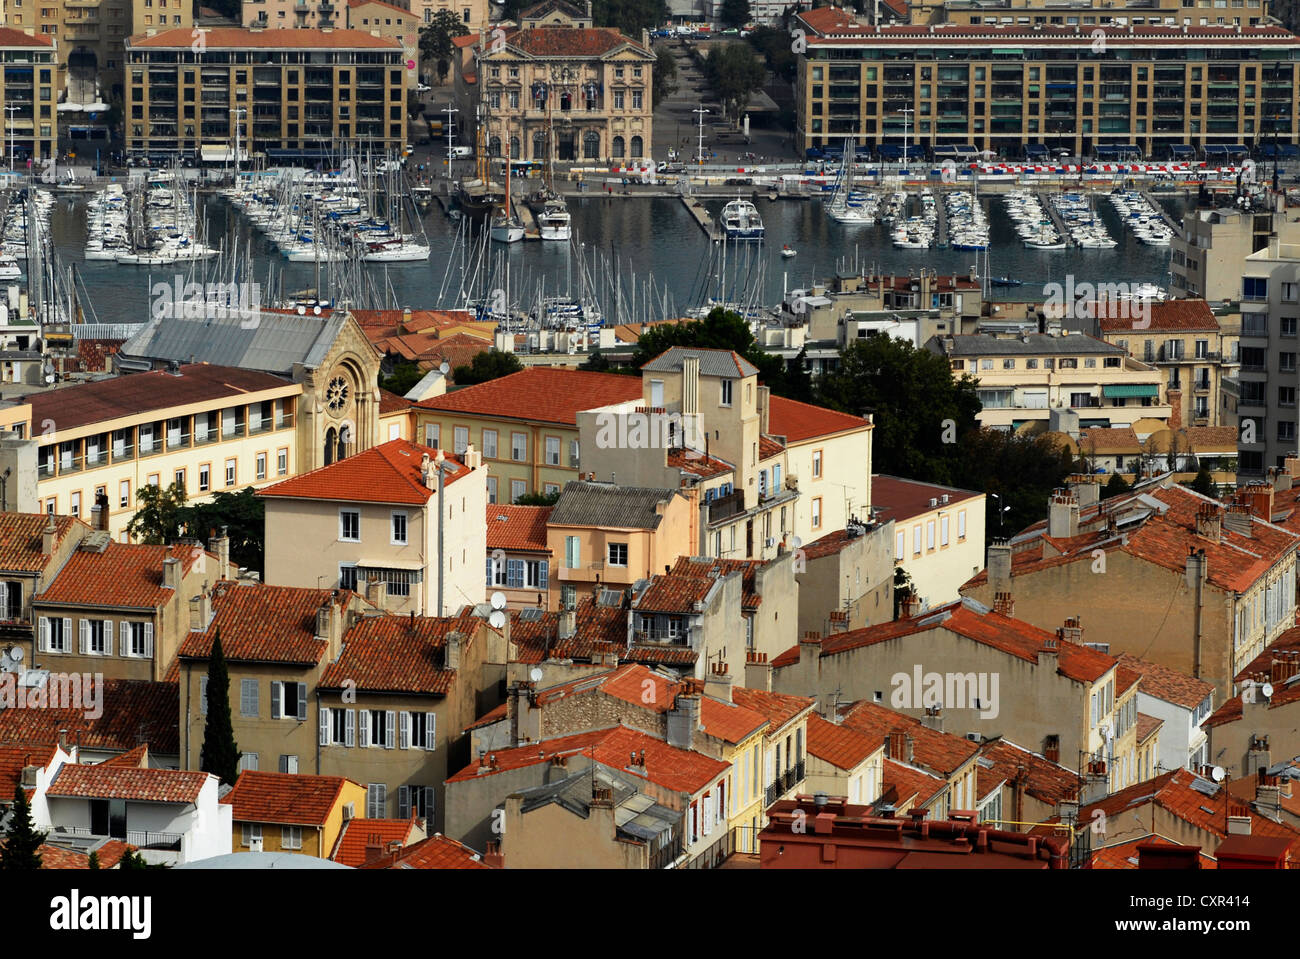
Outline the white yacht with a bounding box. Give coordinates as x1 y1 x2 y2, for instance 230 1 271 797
537 198 571 241
721 199 764 240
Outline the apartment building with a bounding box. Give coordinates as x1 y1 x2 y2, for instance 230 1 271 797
241 0 489 35
796 520 896 637
804 713 886 806
414 367 643 504
0 514 87 652
1237 238 1300 477
485 504 553 610
0 364 300 540
123 27 407 160
910 0 1271 28
1097 299 1238 429
873 475 985 608
1171 198 1300 302
971 738 1083 830
1115 651 1215 774
792 8 1300 159
222 770 366 857
260 439 488 617
926 331 1171 431
240 0 348 30
0 29 58 162
455 0 655 162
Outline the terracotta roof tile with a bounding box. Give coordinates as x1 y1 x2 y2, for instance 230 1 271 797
506 26 647 57
0 27 56 46
508 596 626 664
1204 680 1300 728
331 817 422 867
318 611 482 695
75 339 123 373
362 833 494 868
36 840 134 869
1090 835 1217 869
463 702 507 732
881 758 946 807
806 714 881 770
1232 625 1300 684
259 439 469 505
0 743 58 798
1098 299 1219 333
976 739 1082 806
1116 653 1215 709
130 26 400 48
36 542 207 609
664 556 764 608
872 475 983 525
801 526 877 561
625 644 699 666
0 679 178 756
758 436 785 461
415 367 642 427
767 396 870 443
180 582 353 665
486 505 552 553
0 514 84 575
48 764 211 804
377 388 411 415
665 447 733 479
100 744 150 768
840 701 980 776
731 687 814 735
221 770 359 826
1136 712 1164 742
633 573 715 614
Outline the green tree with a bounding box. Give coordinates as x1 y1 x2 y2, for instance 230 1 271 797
453 350 524 386
0 784 46 869
746 25 797 83
379 358 427 397
633 307 794 393
652 44 678 108
126 481 187 545
1103 472 1132 499
592 0 668 35
892 566 914 620
1186 466 1217 497
719 0 751 28
419 9 470 85
516 490 562 506
87 850 100 870
199 630 240 788
118 848 168 870
814 333 981 484
782 347 814 403
703 42 767 122
177 489 266 575
956 429 1078 537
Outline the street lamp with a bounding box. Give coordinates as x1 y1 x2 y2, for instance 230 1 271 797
4 105 18 173
990 492 1012 532
896 106 914 169
230 106 246 182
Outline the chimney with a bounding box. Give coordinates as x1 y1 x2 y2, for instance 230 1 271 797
1286 455 1300 480
93 491 110 532
898 594 920 619
1072 477 1100 510
445 631 463 671
1243 734 1270 776
921 706 943 733
885 731 914 764
1272 465 1293 494
57 728 69 753
482 840 504 868
1194 503 1222 543
704 661 732 704
212 526 231 578
162 555 181 590
557 607 576 641
1241 483 1275 522
1166 387 1182 430
757 385 770 435
1059 615 1083 644
42 514 58 555
190 587 212 631
463 443 481 470
745 649 772 692
987 540 1012 593
366 577 388 610
402 307 413 329
992 591 1015 618
827 609 849 634
1047 488 1079 539
1042 633 1060 659
1223 503 1253 537
666 692 701 750
1226 814 1252 837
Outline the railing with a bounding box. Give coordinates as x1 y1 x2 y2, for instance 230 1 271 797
633 628 688 644
706 490 746 525
166 432 190 450
127 830 182 850
649 834 684 870
683 825 736 869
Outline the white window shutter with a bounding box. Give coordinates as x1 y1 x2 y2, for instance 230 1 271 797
296 683 308 721
423 787 435 824
144 622 154 657
398 786 410 820
38 617 48 653
79 618 89 654
345 709 356 747
399 711 410 750
104 620 113 655
63 618 72 651
359 709 370 748
385 710 396 749
271 681 282 719
319 707 330 747
119 624 128 657
425 713 436 751
0 583 7 617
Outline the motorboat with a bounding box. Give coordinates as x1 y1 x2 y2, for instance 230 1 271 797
721 198 764 240
537 198 571 241
781 244 797 258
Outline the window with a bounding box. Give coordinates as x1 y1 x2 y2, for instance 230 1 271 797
608 543 628 566
80 619 110 655
241 823 262 847
511 480 526 503
123 622 152 657
482 429 498 458
271 681 307 721
545 436 560 466
895 531 905 561
913 524 922 556
238 753 258 773
812 497 822 529
721 380 733 406
958 510 967 539
511 432 527 461
199 465 210 492
812 450 823 478
1283 352 1297 373
255 453 266 480
486 476 498 504
323 707 355 747
1002 358 1015 370
339 509 360 542
225 458 236 487
367 783 387 819
368 709 396 748
927 520 936 550
339 564 358 591
391 511 408 545
119 480 130 509
279 755 298 775
1243 277 1268 300
453 426 469 454
240 679 259 717
70 492 81 518
277 448 288 476
281 826 302 849
941 515 950 546
424 423 440 448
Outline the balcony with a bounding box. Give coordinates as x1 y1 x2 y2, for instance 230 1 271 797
166 432 190 451
706 490 746 525
137 438 166 459
649 834 683 870
127 830 182 851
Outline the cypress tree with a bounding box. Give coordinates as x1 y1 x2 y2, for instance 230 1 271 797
199 630 240 787
87 850 101 870
0 784 46 869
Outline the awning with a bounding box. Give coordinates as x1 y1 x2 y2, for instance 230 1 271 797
1102 384 1160 398
993 48 1023 55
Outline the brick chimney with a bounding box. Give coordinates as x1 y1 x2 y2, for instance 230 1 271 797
366 577 388 610
1287 455 1300 480
666 693 701 750
1166 388 1182 430
1194 503 1222 543
190 586 212 631
992 591 1015 618
744 649 772 692
557 606 576 640
987 540 1012 593
1047 488 1079 539
445 631 462 671
42 514 58 556
1241 483 1275 522
1059 615 1083 644
704 661 732 704
162 555 181 590
885 730 914 764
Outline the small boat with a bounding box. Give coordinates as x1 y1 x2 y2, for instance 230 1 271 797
412 185 433 212
537 198 571 241
489 212 525 244
989 276 1023 287
721 198 764 240
781 245 797 258
0 256 21 280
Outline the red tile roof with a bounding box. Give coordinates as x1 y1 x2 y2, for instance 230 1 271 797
633 572 716 614
330 817 422 867
414 367 643 427
1136 713 1164 742
486 505 552 553
259 439 469 505
0 27 56 47
36 840 134 869
806 714 881 770
1115 653 1215 709
758 436 785 461
361 833 493 869
130 26 400 48
448 724 729 794
730 687 814 736
48 764 211 804
881 758 947 807
0 679 178 756
377 388 411 415
464 702 507 732
975 739 1082 807
872 475 983 524
665 446 733 479
0 743 58 799
221 770 359 826
506 26 647 57
1203 680 1300 728
318 611 482 695
100 744 150 768
664 557 764 608
36 542 207 609
24 364 293 433
767 396 871 443
0 514 84 575
508 596 626 664
800 526 879 561
74 339 123 374
1090 835 1217 869
180 582 353 665
1098 299 1219 333
1233 625 1300 683
839 701 980 777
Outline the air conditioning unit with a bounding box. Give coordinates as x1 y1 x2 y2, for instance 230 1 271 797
249 837 264 853
342 801 355 821
966 732 980 742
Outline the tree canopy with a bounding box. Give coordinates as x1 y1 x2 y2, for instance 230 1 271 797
703 43 767 122
127 483 265 575
419 10 470 83
592 0 668 35
632 308 797 395
719 0 751 29
0 784 46 869
652 44 678 108
452 350 524 386
199 630 240 788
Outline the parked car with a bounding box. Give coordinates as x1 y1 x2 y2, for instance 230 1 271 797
416 82 431 93
449 145 473 158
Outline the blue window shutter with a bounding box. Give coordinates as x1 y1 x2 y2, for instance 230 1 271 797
507 559 525 588
538 561 549 589
485 556 494 585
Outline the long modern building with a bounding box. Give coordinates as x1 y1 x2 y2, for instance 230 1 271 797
0 29 59 163
793 8 1300 158
123 26 407 161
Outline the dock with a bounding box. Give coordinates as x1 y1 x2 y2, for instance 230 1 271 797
514 195 540 239
681 195 720 241
1037 192 1073 245
1142 191 1184 238
934 192 948 248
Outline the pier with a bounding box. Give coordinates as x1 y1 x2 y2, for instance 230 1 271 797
1036 192 1074 246
514 196 540 239
934 193 949 248
681 195 720 241
1141 191 1185 238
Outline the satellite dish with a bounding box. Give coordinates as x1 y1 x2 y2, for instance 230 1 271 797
296 305 306 315
1211 766 1226 782
490 591 507 610
1262 683 1275 699
439 361 450 375
488 610 506 629
313 306 322 315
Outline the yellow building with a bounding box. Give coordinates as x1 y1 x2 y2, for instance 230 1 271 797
221 769 367 857
0 29 58 162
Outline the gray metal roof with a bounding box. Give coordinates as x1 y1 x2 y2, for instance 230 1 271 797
119 310 347 375
927 333 1124 357
549 481 683 530
640 346 759 378
513 768 676 841
176 851 353 869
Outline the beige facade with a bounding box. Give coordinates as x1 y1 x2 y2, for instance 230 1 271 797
241 0 344 31
124 27 407 158
796 523 896 637
877 480 986 609
226 774 367 857
1238 239 1300 478
501 789 650 868
910 0 1269 27
0 30 58 161
1172 202 1300 303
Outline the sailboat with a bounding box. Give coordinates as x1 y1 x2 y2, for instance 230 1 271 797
826 138 875 224
490 143 525 244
